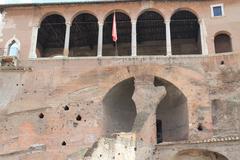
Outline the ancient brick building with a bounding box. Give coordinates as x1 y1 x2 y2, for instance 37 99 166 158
0 0 239 160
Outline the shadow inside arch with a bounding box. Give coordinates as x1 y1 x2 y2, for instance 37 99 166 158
174 149 229 160
103 77 136 135
154 77 189 143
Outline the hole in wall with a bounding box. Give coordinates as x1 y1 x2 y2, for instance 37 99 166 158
197 123 203 131
64 105 69 111
76 115 82 121
73 122 78 127
39 113 44 119
62 141 66 146
220 60 225 65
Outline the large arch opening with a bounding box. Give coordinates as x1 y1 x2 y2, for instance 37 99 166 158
137 11 166 55
154 77 188 143
37 14 66 57
170 10 201 55
70 13 98 57
103 12 131 56
214 33 232 53
174 149 229 160
103 77 136 135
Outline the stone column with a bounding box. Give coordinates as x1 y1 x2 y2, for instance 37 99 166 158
199 19 208 55
165 20 172 56
97 22 103 57
132 75 166 144
131 20 137 56
132 76 166 160
64 22 71 57
29 25 39 58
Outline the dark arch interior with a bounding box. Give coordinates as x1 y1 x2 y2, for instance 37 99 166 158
214 34 232 53
37 14 66 57
137 11 166 55
103 12 131 56
70 13 98 57
174 149 229 160
171 10 201 55
154 77 188 143
103 77 136 135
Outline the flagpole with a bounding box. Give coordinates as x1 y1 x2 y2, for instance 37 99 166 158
112 11 118 56
114 11 118 56
115 41 118 56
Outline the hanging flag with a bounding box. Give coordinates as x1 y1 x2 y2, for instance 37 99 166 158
112 13 118 42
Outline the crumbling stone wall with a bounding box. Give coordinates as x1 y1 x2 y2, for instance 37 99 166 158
0 53 239 159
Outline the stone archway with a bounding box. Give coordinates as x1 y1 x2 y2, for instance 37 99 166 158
103 77 136 135
102 74 189 145
102 75 167 143
155 77 188 143
174 149 229 160
100 65 211 142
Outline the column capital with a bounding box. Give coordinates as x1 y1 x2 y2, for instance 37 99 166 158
32 24 40 28
131 20 137 24
198 18 204 23
164 19 171 24
98 21 104 26
65 21 71 26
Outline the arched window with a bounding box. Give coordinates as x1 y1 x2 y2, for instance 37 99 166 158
8 40 19 56
171 10 201 55
137 11 166 55
103 12 131 56
214 33 232 53
37 14 66 57
70 13 98 57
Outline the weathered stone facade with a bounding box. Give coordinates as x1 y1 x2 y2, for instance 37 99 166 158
0 0 239 160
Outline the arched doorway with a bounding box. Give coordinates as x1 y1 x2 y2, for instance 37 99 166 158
70 13 98 57
8 40 19 56
214 33 232 53
37 14 66 57
174 149 229 160
103 77 136 135
137 11 166 55
171 10 201 55
103 12 131 56
154 77 188 143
